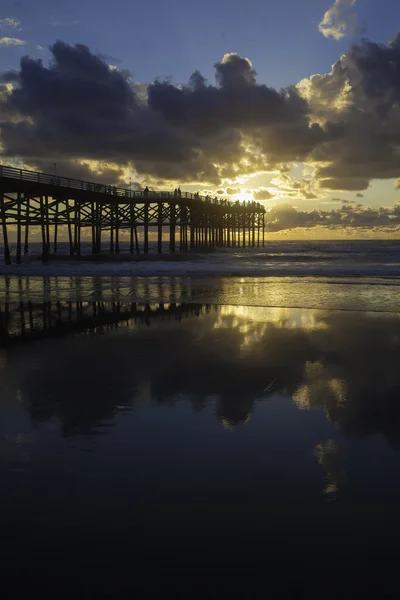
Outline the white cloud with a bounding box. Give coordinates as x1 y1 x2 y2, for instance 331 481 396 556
36 44 44 51
0 17 21 30
0 37 25 46
319 0 357 40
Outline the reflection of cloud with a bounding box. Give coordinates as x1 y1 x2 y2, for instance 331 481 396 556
314 439 345 495
293 361 347 413
3 292 400 446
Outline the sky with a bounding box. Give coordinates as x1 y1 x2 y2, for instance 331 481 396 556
1 0 400 237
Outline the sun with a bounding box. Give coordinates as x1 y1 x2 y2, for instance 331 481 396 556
234 191 254 203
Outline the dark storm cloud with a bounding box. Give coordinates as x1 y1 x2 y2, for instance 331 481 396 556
148 53 308 134
0 44 330 184
307 34 400 190
0 41 201 177
2 35 400 193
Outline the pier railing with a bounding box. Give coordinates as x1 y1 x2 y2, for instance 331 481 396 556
0 164 255 208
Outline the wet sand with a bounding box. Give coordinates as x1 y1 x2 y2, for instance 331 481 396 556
1 278 400 596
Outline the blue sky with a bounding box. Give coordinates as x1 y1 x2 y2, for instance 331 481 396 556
1 0 397 86
2 0 400 237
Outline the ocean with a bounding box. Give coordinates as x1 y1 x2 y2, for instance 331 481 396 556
1 239 400 279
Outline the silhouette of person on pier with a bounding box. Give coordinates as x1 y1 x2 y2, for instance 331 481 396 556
144 186 149 197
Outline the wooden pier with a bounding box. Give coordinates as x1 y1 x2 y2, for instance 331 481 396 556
0 165 265 264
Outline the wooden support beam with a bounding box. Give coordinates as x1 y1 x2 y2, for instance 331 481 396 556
66 201 74 256
190 209 195 250
16 192 22 264
91 201 96 254
262 213 265 247
54 200 59 254
129 203 134 255
109 204 114 254
169 203 176 253
24 199 29 255
144 202 149 254
157 202 162 254
97 204 102 253
40 196 48 260
45 196 50 255
115 204 120 254
1 193 11 265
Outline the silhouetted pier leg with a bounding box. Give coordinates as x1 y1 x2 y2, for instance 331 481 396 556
115 205 120 254
91 201 96 254
157 202 162 254
24 200 29 255
169 203 176 253
134 221 140 255
179 207 183 251
257 214 260 247
1 195 11 265
130 203 135 255
110 205 114 254
242 214 246 248
16 193 22 264
67 203 74 256
144 203 149 254
97 204 102 253
40 196 48 260
190 211 195 250
262 214 265 247
73 200 81 256
45 196 51 256
54 200 59 254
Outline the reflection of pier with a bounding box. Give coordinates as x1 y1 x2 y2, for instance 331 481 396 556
0 301 207 345
0 165 266 264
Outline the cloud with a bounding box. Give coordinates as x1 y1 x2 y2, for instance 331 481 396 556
253 188 274 200
356 193 364 198
265 202 400 232
319 0 357 40
299 33 400 190
0 18 21 30
0 37 25 46
301 190 317 199
226 187 241 195
0 43 320 185
1 35 400 197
